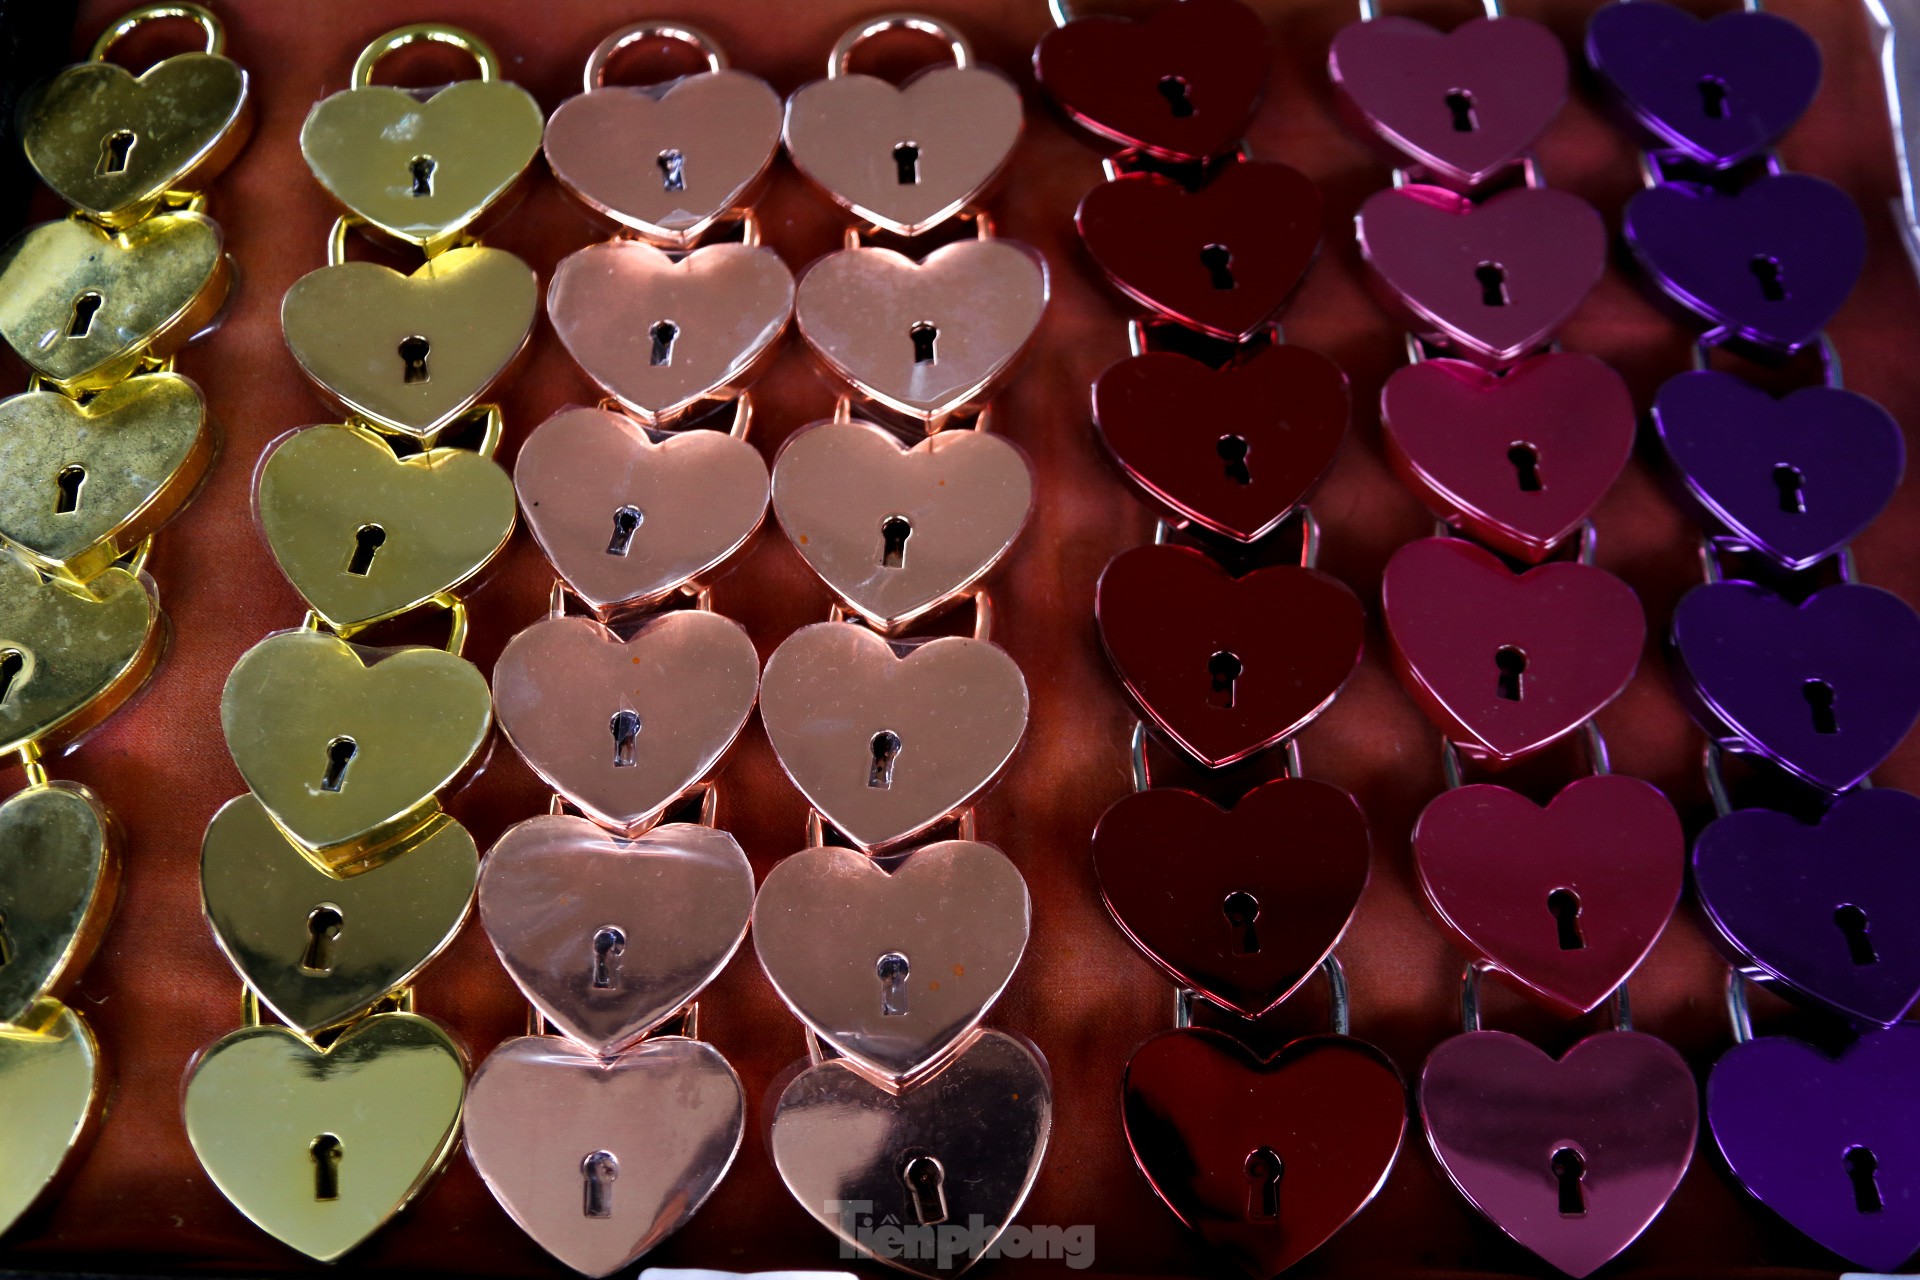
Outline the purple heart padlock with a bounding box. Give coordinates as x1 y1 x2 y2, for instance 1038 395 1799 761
1671 581 1920 793
1710 1021 1920 1272
1695 788 1920 1028
1624 173 1865 357
1586 1 1822 168
1655 370 1905 572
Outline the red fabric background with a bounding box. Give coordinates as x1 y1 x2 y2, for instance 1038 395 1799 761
6 0 1916 1275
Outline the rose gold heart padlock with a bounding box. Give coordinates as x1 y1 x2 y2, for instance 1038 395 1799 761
544 23 782 249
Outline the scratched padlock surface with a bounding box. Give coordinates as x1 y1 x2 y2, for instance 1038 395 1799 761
6 0 1919 1275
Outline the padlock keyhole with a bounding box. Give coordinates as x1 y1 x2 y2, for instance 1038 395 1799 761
610 709 641 768
1495 645 1526 702
1244 1146 1283 1222
910 321 938 365
1222 890 1261 955
1551 1145 1587 1216
0 650 23 705
877 951 911 1017
1445 89 1478 133
894 141 921 186
1157 74 1195 118
606 505 643 556
901 1152 949 1225
345 523 386 577
1773 463 1807 515
96 129 136 176
54 465 86 515
1750 255 1788 302
1201 243 1235 291
1217 434 1252 485
591 925 626 990
310 1133 343 1201
1804 678 1838 735
66 291 102 339
880 514 913 568
398 335 431 384
1208 650 1243 710
1698 75 1730 121
868 730 902 789
1477 262 1510 307
581 1150 618 1218
657 148 687 192
649 320 679 367
1835 903 1879 966
1508 443 1544 493
1846 1144 1884 1213
320 736 358 794
1548 888 1585 951
409 154 436 198
299 904 344 974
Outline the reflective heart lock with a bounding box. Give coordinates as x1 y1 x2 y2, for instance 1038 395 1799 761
183 1002 466 1264
0 371 212 585
784 15 1022 238
1357 181 1605 368
1095 534 1365 768
200 793 476 1037
1382 350 1634 564
464 1032 745 1277
1077 156 1321 343
1420 968 1697 1278
256 411 515 634
1708 976 1920 1272
759 614 1028 852
0 1000 102 1237
1414 726 1683 1015
1329 0 1568 190
20 2 251 227
544 23 781 248
1034 0 1270 162
547 217 793 428
299 25 543 256
770 1027 1052 1278
0 770 119 1027
478 811 753 1057
1586 1 1822 169
514 399 769 616
754 836 1030 1089
0 210 229 393
281 217 537 442
1382 535 1645 764
772 400 1034 632
1123 959 1407 1277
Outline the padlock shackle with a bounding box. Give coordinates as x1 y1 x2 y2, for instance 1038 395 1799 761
1129 719 1300 793
1357 0 1505 20
1461 960 1631 1034
1178 955 1348 1033
1692 332 1842 389
1726 967 1754 1045
352 24 501 90
91 2 223 61
827 13 972 79
1441 719 1609 791
582 22 727 94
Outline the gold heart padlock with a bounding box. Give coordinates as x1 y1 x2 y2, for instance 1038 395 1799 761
219 618 492 870
256 412 514 633
0 211 229 393
0 770 120 1027
183 1003 466 1263
299 25 543 256
0 1000 102 1237
20 2 252 228
281 218 537 441
0 372 212 585
0 552 165 758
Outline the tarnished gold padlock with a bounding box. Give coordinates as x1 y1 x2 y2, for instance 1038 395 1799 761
255 409 514 632
0 1000 102 1237
20 2 252 228
299 24 543 256
0 766 121 1028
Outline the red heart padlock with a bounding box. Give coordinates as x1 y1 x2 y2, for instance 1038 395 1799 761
1382 537 1643 763
1033 0 1270 162
1094 779 1369 1018
1094 340 1348 544
1414 774 1683 1014
1382 353 1633 563
1097 543 1365 767
1077 160 1322 342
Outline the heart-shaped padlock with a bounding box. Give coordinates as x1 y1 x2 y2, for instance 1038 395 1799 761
770 1028 1051 1278
1093 779 1368 1019
1415 773 1683 1014
545 24 781 248
257 418 515 634
491 608 759 837
1358 183 1605 367
0 556 164 759
0 1000 101 1237
1330 9 1567 189
771 413 1033 631
1654 369 1904 572
795 234 1048 424
1670 581 1920 793
784 15 1022 237
0 780 118 1027
753 839 1029 1087
299 26 543 255
547 237 793 427
465 1034 744 1277
281 226 537 442
759 621 1028 851
515 404 769 615
1096 543 1365 768
1077 160 1321 343
1382 352 1634 564
1586 1 1822 168
1033 0 1269 162
183 1010 466 1263
220 624 493 867
1695 787 1920 1029
200 793 476 1037
1382 536 1645 762
1624 173 1864 358
478 816 753 1057
0 211 228 393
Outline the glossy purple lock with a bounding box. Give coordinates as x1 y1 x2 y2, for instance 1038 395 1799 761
1624 173 1865 357
1708 988 1920 1272
1695 784 1920 1029
1655 367 1904 572
1672 580 1920 793
1586 1 1822 168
